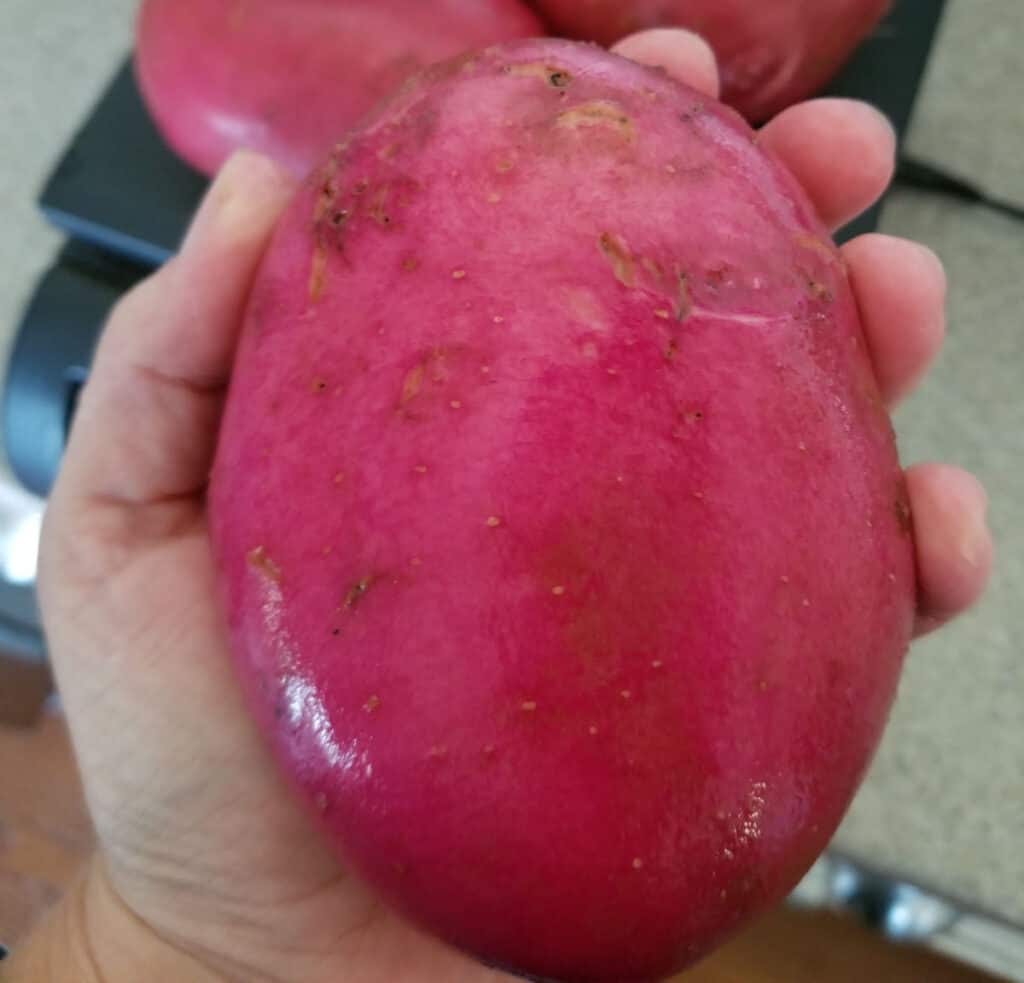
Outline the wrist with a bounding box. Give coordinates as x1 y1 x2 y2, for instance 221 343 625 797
2 855 227 982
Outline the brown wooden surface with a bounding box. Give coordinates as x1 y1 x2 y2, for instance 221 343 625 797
0 715 1004 981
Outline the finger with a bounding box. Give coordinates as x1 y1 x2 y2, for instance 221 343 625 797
612 28 720 99
759 99 896 230
58 151 296 507
906 463 993 637
843 234 947 407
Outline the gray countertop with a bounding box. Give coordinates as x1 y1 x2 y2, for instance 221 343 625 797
1 0 1021 931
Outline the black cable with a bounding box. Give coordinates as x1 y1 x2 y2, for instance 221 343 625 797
896 155 1024 223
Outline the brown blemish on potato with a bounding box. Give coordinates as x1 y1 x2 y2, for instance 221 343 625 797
308 239 327 303
452 269 467 280
310 377 328 394
363 695 382 713
342 575 377 611
368 186 392 226
676 271 692 321
551 585 566 596
227 0 250 30
664 339 679 362
401 257 420 273
505 63 573 88
495 158 515 173
400 364 425 407
246 546 281 583
806 279 834 303
486 516 502 528
598 233 635 288
557 101 635 141
313 159 340 225
680 103 706 123
794 232 839 264
893 494 913 535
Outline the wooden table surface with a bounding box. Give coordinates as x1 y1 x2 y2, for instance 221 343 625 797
0 713 1003 983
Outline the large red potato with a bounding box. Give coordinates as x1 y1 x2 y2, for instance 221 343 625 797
210 39 915 983
530 0 892 120
135 0 543 176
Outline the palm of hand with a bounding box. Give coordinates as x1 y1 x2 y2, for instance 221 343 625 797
43 498 507 982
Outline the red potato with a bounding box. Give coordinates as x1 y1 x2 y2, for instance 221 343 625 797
135 0 543 176
530 0 892 120
210 39 915 983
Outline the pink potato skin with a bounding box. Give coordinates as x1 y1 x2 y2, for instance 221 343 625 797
210 39 915 983
531 0 892 121
134 0 543 177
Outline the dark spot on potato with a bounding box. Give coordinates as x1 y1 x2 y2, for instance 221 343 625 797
893 494 912 536
664 339 679 362
331 628 341 637
807 279 834 303
363 695 382 713
598 232 635 287
343 575 377 611
311 377 328 394
329 209 349 227
353 179 369 195
676 271 692 321
247 546 281 583
308 238 327 303
504 62 572 88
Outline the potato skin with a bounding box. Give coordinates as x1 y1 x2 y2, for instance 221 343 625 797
210 39 914 983
531 0 892 120
135 0 543 176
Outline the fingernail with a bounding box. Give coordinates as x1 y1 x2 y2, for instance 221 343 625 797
181 150 294 254
912 241 946 284
959 494 991 569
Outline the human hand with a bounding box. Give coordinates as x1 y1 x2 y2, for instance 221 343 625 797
11 28 991 983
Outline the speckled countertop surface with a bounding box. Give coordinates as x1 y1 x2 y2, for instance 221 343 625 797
1 0 1021 929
